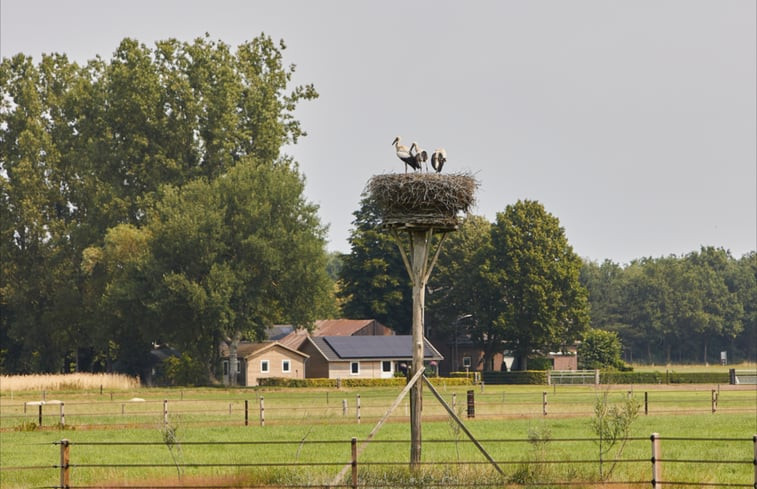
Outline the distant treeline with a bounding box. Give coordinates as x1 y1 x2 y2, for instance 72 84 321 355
580 248 756 364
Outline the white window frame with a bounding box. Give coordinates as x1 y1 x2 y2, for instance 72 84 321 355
282 359 291 373
236 360 242 373
260 359 270 373
382 361 392 373
462 356 472 368
350 361 360 375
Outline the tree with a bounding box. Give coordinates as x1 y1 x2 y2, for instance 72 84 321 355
1 34 319 373
578 329 625 369
487 200 590 370
338 197 412 333
89 160 337 377
427 215 499 369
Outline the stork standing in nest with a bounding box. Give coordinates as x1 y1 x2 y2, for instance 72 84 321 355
393 136 421 173
431 148 447 173
410 142 429 172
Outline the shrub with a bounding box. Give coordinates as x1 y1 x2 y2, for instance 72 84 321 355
482 371 548 385
162 353 207 386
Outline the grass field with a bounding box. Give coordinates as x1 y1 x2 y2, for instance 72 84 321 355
1 381 755 488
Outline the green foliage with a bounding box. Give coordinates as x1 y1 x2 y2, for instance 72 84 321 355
510 425 553 484
162 354 208 387
481 371 548 384
526 357 553 371
488 201 590 370
578 329 626 369
591 391 640 479
337 197 411 333
0 34 330 375
581 249 755 365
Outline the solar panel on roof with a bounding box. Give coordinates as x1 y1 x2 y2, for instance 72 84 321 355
322 336 438 359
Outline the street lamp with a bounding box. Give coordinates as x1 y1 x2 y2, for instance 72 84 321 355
454 314 473 373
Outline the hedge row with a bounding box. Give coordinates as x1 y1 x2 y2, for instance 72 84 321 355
600 371 730 384
482 371 548 385
256 371 730 387
256 376 474 388
480 370 730 385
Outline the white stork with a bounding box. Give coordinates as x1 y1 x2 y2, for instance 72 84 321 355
431 148 447 173
393 136 420 172
410 142 429 171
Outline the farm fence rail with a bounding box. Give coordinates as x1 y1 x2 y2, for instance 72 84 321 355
2 386 756 429
1 434 755 488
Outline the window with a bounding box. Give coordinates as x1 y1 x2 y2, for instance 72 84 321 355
462 356 472 368
261 360 269 373
350 361 360 375
223 360 229 376
282 359 291 373
236 360 241 373
382 361 392 373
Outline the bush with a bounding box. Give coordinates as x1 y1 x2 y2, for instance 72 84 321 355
599 371 729 384
527 357 553 371
162 353 207 386
482 371 548 385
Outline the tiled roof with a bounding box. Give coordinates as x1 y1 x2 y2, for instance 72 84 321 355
314 319 376 336
308 336 443 361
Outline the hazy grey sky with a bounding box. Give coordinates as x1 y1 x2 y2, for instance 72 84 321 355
2 0 755 264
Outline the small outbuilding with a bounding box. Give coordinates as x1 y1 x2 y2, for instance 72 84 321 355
299 335 443 379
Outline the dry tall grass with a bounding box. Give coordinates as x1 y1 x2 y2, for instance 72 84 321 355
0 373 140 392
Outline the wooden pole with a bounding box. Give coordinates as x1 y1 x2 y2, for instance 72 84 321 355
351 437 358 489
409 229 429 469
60 439 70 489
651 432 661 487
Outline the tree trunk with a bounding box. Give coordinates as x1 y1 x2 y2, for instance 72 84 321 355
228 331 241 387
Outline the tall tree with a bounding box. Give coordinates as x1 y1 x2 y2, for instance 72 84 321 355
427 215 499 369
487 200 590 370
1 34 319 373
338 197 412 333
87 159 336 376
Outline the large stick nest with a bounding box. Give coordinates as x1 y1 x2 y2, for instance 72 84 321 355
367 173 478 229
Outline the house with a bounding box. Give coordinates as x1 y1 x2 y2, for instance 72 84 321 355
299 335 443 379
221 342 309 386
274 319 395 350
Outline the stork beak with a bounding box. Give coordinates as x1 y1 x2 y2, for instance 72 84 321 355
392 137 399 145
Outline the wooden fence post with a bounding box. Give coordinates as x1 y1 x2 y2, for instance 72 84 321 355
466 390 474 418
451 393 456 412
38 404 43 427
752 434 756 486
342 399 347 416
644 392 649 415
60 439 70 489
711 390 717 413
59 402 65 427
244 400 249 426
542 391 548 416
163 400 168 426
651 433 661 487
356 394 361 424
259 396 265 427
351 437 358 489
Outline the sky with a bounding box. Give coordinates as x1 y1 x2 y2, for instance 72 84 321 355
2 0 755 265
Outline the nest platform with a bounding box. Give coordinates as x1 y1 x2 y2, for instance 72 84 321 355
367 173 478 231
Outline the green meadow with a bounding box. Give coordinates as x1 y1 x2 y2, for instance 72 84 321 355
1 383 755 488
